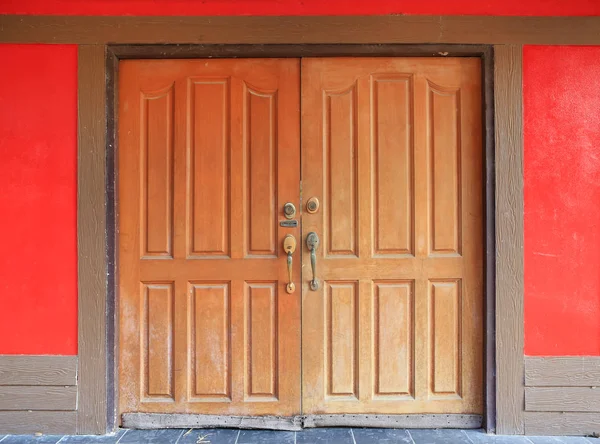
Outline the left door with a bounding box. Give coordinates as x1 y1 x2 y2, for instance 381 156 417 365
118 59 301 416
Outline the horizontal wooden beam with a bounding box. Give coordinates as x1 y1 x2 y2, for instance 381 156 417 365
1 15 600 45
0 355 77 386
526 386 600 412
525 412 600 436
525 356 600 387
0 411 77 435
0 385 77 411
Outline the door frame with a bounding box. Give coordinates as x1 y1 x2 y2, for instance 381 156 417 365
81 43 517 434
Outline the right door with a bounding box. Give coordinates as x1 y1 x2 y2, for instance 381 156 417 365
301 57 483 415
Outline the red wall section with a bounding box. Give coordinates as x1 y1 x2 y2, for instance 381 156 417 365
524 46 600 356
0 0 599 16
0 44 78 355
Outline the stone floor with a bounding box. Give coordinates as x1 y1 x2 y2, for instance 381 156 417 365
0 429 599 444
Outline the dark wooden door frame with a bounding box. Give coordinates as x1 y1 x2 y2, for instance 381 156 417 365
97 43 503 433
76 41 523 435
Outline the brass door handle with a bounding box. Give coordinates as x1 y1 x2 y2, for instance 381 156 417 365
283 235 296 294
306 232 320 291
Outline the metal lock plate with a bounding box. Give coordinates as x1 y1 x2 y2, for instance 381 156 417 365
306 197 320 214
283 202 296 219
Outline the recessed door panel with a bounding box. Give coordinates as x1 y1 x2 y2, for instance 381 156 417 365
188 79 230 257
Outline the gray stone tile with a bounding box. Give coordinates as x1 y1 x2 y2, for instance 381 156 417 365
296 428 353 444
177 428 240 444
237 430 295 444
352 428 413 444
554 438 599 444
409 429 472 444
0 436 63 444
58 429 127 443
527 437 562 444
528 438 596 444
463 429 537 443
118 428 184 443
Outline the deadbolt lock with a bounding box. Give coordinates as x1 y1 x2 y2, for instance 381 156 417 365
283 202 296 219
306 197 320 214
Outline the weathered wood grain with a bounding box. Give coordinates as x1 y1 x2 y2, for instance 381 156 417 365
493 44 524 435
0 355 77 386
77 44 108 435
482 46 497 434
0 411 77 435
109 43 490 59
526 386 600 412
123 413 303 431
0 385 77 411
526 356 600 387
2 15 600 45
525 412 600 436
123 413 482 430
303 414 482 429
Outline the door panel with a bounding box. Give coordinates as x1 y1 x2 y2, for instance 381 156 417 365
119 59 301 416
301 58 483 414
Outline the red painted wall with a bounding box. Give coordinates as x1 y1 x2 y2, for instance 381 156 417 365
0 0 599 16
1 4 600 356
524 46 600 356
0 44 78 355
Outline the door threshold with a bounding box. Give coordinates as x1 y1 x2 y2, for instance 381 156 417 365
122 413 482 431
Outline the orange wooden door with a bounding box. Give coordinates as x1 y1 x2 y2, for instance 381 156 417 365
301 58 483 415
118 59 301 416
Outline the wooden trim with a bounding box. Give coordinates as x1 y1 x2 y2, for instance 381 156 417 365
524 412 600 436
302 414 482 429
0 386 77 411
104 44 498 433
123 414 303 431
122 413 481 430
109 43 491 59
106 47 119 434
0 355 77 385
526 387 600 412
493 44 524 435
525 356 600 387
77 44 108 435
0 411 77 435
3 15 600 45
482 46 497 435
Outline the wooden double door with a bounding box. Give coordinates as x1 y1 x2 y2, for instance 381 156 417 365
118 57 483 418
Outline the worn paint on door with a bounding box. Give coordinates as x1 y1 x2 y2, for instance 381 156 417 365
118 59 301 416
301 58 483 414
118 56 484 418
